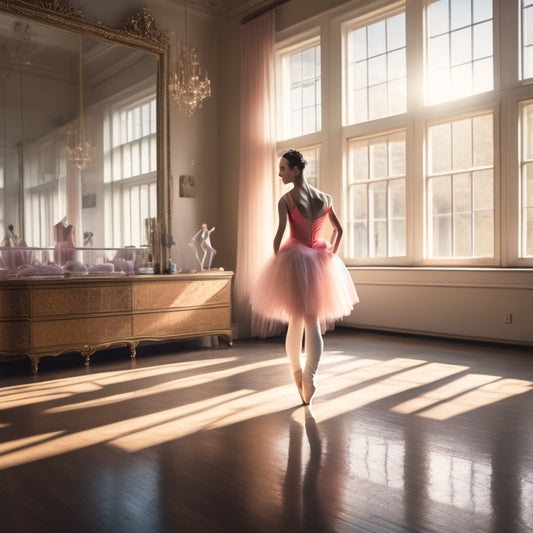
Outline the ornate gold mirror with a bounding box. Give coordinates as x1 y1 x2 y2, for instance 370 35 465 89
0 0 171 273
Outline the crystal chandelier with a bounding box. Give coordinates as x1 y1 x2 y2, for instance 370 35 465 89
66 36 94 169
169 0 211 117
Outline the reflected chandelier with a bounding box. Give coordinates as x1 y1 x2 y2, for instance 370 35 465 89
169 0 211 117
66 36 94 169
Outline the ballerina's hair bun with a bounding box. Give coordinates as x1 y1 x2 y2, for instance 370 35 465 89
283 149 307 170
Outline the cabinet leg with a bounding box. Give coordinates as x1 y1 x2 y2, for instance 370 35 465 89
80 347 96 366
29 356 40 375
217 334 233 347
128 342 138 358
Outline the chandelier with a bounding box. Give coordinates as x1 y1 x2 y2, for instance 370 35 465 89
66 36 94 169
169 0 211 117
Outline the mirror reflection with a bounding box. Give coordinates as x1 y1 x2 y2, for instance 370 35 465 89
0 11 159 275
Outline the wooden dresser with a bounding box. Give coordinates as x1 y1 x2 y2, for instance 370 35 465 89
0 271 233 373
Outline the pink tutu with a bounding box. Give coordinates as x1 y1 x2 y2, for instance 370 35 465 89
250 202 358 337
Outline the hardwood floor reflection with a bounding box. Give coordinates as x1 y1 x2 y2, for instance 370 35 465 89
0 329 532 532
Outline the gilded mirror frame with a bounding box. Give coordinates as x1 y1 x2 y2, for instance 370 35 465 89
0 0 171 272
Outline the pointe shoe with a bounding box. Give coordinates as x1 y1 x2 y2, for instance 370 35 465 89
302 377 316 404
293 369 306 404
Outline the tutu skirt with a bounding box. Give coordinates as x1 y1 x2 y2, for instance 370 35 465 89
250 237 358 336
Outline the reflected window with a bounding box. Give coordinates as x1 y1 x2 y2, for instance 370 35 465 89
104 96 157 247
350 434 404 489
429 450 491 514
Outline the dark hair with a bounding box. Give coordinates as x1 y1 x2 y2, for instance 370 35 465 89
282 149 307 171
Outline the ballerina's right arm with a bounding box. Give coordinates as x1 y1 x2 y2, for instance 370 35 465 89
273 196 289 254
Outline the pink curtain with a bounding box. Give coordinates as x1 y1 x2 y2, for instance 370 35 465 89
233 12 276 338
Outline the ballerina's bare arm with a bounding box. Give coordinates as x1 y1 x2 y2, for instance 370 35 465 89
328 205 343 254
273 196 289 254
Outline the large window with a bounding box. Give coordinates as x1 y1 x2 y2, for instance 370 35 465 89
345 10 406 124
520 101 533 257
521 0 533 79
278 39 321 140
427 112 494 259
275 0 533 267
347 131 406 258
426 0 493 105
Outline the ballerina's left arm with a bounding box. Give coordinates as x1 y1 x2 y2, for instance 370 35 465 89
328 205 343 254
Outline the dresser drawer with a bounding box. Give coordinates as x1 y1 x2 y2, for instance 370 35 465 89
134 279 230 311
32 285 131 317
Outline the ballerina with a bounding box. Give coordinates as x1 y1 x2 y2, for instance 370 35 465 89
250 150 358 404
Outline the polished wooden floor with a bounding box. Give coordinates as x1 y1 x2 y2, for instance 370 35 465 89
0 329 532 533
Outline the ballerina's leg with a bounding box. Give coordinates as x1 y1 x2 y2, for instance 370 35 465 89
286 319 305 402
302 316 323 404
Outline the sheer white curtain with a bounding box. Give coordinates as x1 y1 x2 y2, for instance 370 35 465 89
233 12 277 338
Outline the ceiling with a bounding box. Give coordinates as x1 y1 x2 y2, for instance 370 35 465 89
170 0 285 20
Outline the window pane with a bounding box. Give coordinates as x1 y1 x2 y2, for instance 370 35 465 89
473 57 493 94
388 49 406 80
451 28 472 66
302 47 315 79
390 137 406 176
350 144 369 182
429 35 450 70
429 175 452 215
454 212 472 256
369 83 387 120
389 178 406 217
429 123 452 174
474 211 493 256
290 54 302 81
452 119 472 170
473 169 493 210
453 172 472 213
389 78 407 116
429 0 449 37
473 114 493 167
370 142 388 179
350 27 367 61
369 54 387 85
353 184 368 219
387 13 406 49
368 20 386 56
451 0 471 30
473 21 492 59
473 0 492 23
370 181 387 219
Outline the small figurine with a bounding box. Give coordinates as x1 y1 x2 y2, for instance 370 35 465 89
189 223 216 270
1 224 22 247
